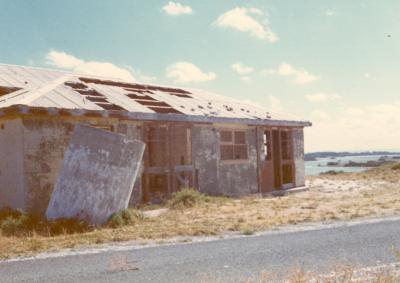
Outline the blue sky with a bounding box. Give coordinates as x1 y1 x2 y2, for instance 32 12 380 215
1 0 399 152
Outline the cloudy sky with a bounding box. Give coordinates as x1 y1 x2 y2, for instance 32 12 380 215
1 1 399 152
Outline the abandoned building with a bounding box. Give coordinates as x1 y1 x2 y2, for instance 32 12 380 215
0 64 311 215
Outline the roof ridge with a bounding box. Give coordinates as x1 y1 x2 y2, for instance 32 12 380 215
0 63 193 91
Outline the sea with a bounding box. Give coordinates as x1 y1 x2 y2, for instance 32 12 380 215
305 154 400 176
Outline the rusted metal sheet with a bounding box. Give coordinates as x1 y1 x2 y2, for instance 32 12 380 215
46 124 145 225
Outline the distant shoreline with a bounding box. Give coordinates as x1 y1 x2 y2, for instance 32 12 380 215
305 151 400 161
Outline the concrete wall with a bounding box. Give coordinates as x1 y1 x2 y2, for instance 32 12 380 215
46 124 145 225
193 125 259 197
292 127 305 187
192 125 219 195
21 116 143 215
1 115 306 213
0 118 25 210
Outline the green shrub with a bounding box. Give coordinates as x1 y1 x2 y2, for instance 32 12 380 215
391 163 400 170
167 188 205 209
107 209 144 228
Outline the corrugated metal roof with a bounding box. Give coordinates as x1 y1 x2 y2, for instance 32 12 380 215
0 64 310 125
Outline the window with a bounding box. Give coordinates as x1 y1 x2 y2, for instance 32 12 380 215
281 130 293 160
220 130 248 160
263 130 272 161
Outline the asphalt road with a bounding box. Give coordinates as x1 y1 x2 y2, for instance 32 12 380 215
1 218 400 283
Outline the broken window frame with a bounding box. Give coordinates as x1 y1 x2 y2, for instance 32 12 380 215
263 130 272 161
142 122 196 202
219 129 249 161
280 129 295 186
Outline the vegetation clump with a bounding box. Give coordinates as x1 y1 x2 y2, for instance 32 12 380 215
391 163 400 170
107 209 144 228
320 170 345 176
167 188 208 209
0 207 90 237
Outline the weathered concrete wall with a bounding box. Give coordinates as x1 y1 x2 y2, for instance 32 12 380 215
0 118 25 210
193 125 258 197
46 124 145 225
218 128 258 196
22 116 143 215
192 125 219 195
292 127 305 187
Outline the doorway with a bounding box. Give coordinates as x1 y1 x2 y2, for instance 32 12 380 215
142 123 195 203
259 128 294 192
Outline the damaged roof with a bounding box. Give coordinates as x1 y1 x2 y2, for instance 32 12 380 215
0 64 311 126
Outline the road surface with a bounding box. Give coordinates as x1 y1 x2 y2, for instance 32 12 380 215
1 217 400 282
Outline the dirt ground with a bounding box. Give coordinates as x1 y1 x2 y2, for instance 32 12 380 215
0 164 399 259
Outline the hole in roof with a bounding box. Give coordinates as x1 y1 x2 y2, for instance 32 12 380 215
0 86 21 97
169 93 191 98
148 107 182 114
76 89 104 97
126 93 156 100
65 81 88 89
86 96 108 103
96 103 125 111
125 88 154 95
136 100 171 107
79 77 191 95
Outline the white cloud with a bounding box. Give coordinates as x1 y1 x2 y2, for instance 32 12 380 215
306 92 341 102
46 50 137 82
263 62 319 84
166 61 216 83
278 63 318 84
214 7 278 42
162 2 192 16
231 62 254 75
47 51 84 69
305 102 400 151
364 73 371 78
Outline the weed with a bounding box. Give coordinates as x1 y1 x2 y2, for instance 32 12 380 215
167 188 206 209
242 228 254 235
391 163 400 170
107 209 144 228
0 209 91 237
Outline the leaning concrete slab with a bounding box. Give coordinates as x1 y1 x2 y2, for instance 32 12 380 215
46 124 145 225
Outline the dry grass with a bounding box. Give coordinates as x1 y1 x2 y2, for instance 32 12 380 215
0 164 399 260
242 265 400 283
